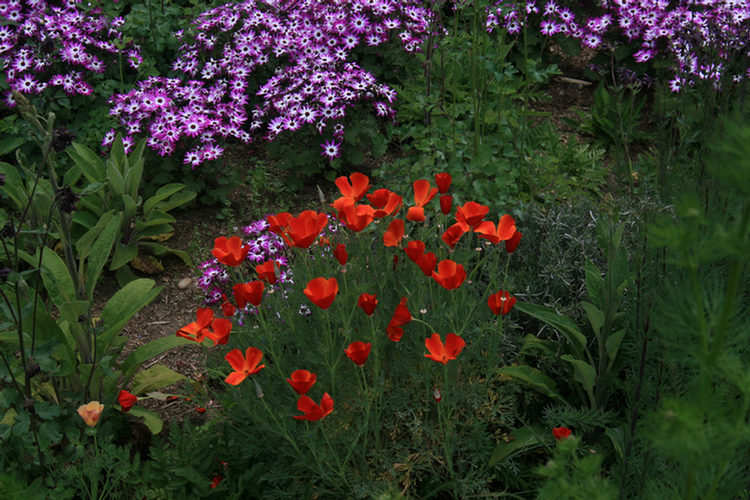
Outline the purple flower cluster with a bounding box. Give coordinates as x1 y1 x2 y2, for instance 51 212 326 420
487 0 750 91
197 218 290 305
0 0 141 107
108 0 432 164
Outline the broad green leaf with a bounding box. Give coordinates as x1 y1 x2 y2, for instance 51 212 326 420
519 334 558 358
68 141 106 181
123 155 144 199
0 137 24 156
106 157 125 196
40 249 76 308
122 336 194 383
110 243 138 270
584 259 605 311
514 301 590 363
606 328 627 372
98 279 161 354
561 355 597 408
581 301 604 337
72 210 102 232
605 426 625 459
57 300 90 328
127 406 163 434
497 365 570 406
131 365 186 396
489 426 546 465
143 184 185 215
140 242 193 266
155 190 196 213
76 196 104 218
78 181 107 196
85 213 120 300
76 210 115 261
109 134 126 176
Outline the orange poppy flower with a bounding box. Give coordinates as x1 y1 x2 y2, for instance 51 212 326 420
212 236 249 267
220 295 236 317
357 293 378 316
233 281 265 309
441 221 469 250
455 201 489 229
435 173 452 194
335 172 370 202
256 260 280 284
344 341 372 367
367 189 403 218
204 317 233 345
505 231 522 254
387 297 412 342
424 333 466 365
78 401 105 427
405 240 426 263
475 214 517 245
287 370 317 395
177 308 214 342
338 203 375 232
117 390 137 413
383 219 405 247
416 252 437 277
406 180 437 221
267 213 293 246
439 195 452 215
304 277 339 310
294 393 334 421
224 347 265 385
432 259 467 290
406 206 426 222
333 243 348 265
488 290 516 315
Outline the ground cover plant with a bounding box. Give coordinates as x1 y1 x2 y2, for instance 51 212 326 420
1 0 750 498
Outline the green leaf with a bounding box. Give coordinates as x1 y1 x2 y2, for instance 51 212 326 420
519 334 558 358
122 335 193 383
123 155 144 200
140 242 193 266
106 157 125 196
131 365 186 396
581 301 604 337
605 426 625 459
127 406 163 434
605 328 627 372
561 355 597 408
143 184 185 215
0 137 24 156
154 189 196 214
584 259 605 311
98 279 161 355
497 365 570 406
75 209 115 261
67 141 106 182
40 249 77 308
489 426 546 465
110 243 138 270
514 302 590 363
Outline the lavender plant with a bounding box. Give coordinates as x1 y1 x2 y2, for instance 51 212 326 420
107 0 433 166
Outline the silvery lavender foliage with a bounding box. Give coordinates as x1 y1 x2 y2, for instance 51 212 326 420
0 0 141 107
107 0 433 164
487 0 750 92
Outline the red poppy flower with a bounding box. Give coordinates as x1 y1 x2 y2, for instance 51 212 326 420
407 180 437 222
210 476 222 489
294 393 334 421
212 236 249 267
338 203 375 232
220 295 236 317
506 231 522 254
553 427 572 441
177 308 214 342
196 407 206 414
416 252 437 277
475 215 517 245
224 347 265 385
118 390 137 412
267 212 292 234
335 172 370 202
441 222 468 250
344 341 372 367
304 277 339 310
204 317 233 346
367 189 402 218
405 240 425 263
233 281 265 309
333 244 348 265
357 293 378 316
439 195 452 215
287 370 317 395
435 173 452 194
432 259 467 290
424 333 466 364
387 297 412 342
256 260 279 284
406 206 426 222
456 201 489 229
286 211 329 248
488 290 516 315
383 219 405 247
